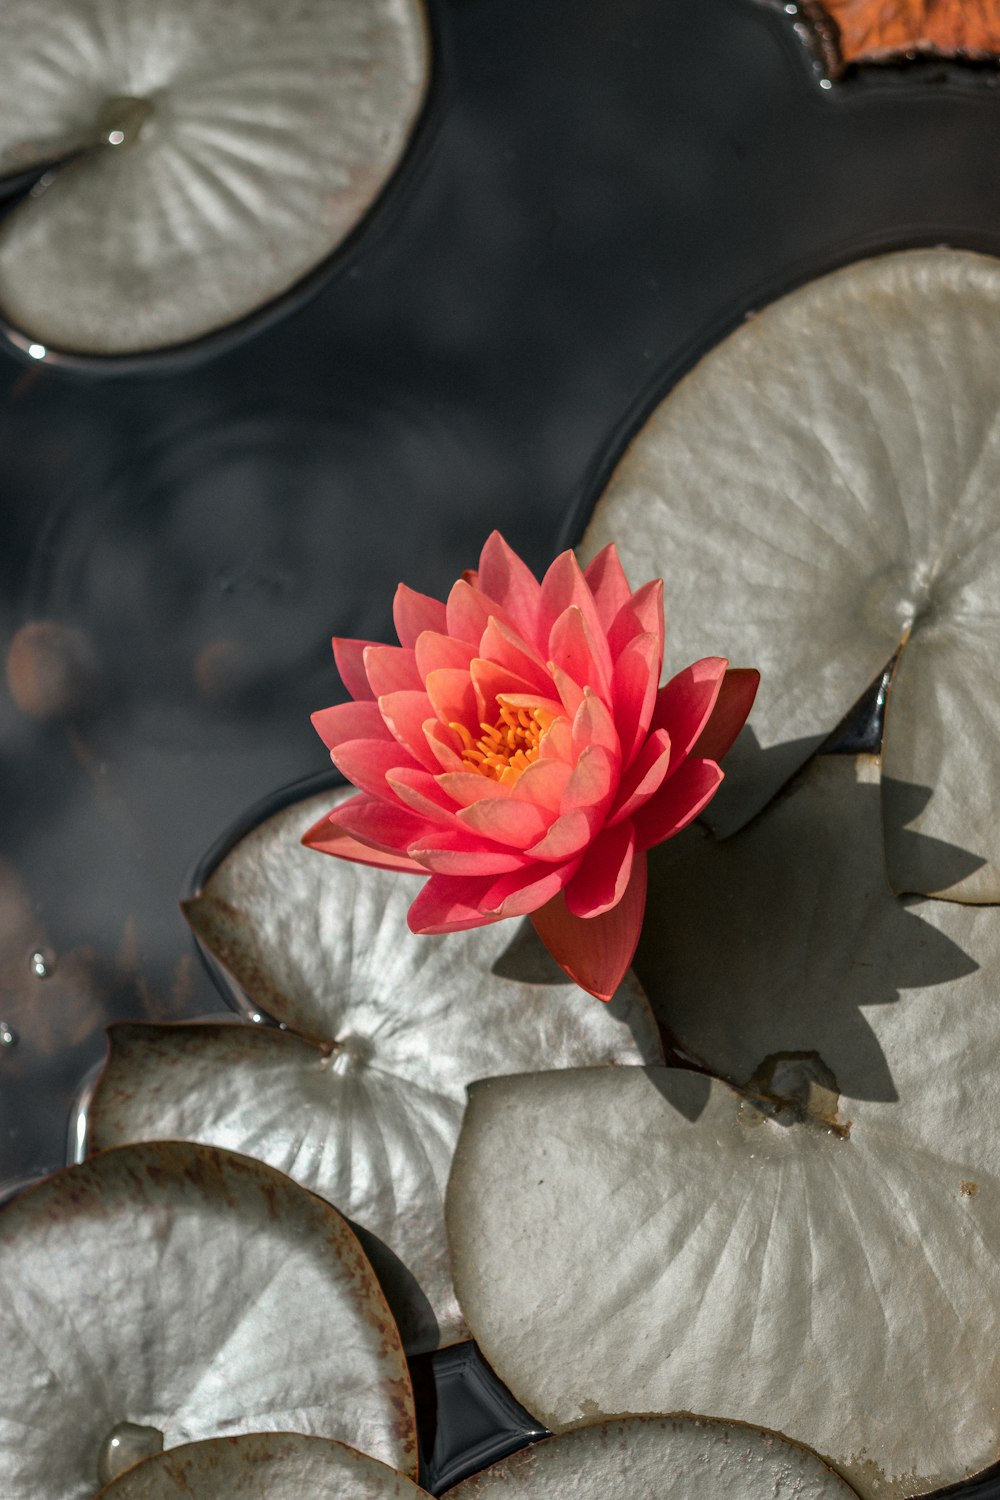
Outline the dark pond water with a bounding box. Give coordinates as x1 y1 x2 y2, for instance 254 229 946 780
3 0 1000 1492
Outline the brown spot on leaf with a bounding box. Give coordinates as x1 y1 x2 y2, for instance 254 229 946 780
741 1051 852 1138
961 1180 979 1197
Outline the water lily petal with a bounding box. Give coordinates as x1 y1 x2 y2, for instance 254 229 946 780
564 818 636 919
530 852 647 999
329 739 421 797
387 768 465 827
333 637 379 702
510 757 573 812
364 645 422 697
571 690 620 762
446 579 510 646
316 793 435 858
539 550 609 671
477 531 543 638
311 701 392 750
583 543 632 631
479 616 553 696
609 728 672 824
548 605 612 700
526 808 599 862
489 859 583 918
422 719 467 772
424 667 478 732
562 744 616 813
469 658 544 724
435 770 512 807
457 796 552 849
651 657 729 769
607 579 664 661
393 584 447 647
414 630 477 679
407 832 533 876
633 757 723 849
303 828 424 874
378 691 440 771
407 874 505 933
611 631 660 767
690 665 760 761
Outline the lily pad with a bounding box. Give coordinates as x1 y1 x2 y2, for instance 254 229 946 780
90 787 662 1354
96 1433 430 1498
447 758 1000 1497
579 247 1000 899
0 1141 417 1499
444 1415 861 1499
0 0 429 355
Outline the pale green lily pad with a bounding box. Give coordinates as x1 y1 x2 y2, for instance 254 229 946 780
0 0 428 354
90 788 662 1354
444 1415 861 1499
96 1433 431 1498
580 247 1000 899
0 1141 417 1500
447 758 1000 1498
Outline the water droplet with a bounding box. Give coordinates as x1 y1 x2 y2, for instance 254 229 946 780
784 2 798 11
819 77 833 90
97 1422 164 1486
0 1024 16 1048
27 343 46 360
29 949 55 979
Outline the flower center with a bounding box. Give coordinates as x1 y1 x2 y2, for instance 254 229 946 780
451 698 555 786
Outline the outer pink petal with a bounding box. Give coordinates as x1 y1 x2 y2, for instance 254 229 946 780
394 584 448 647
364 644 422 696
610 728 672 824
479 616 553 696
548 605 612 700
531 852 648 1001
691 667 760 760
447 579 510 646
329 738 421 798
608 579 664 661
333 638 380 702
388 767 466 826
457 796 552 849
415 631 477 679
477 531 543 640
406 832 533 876
539 715 574 763
318 794 435 855
407 874 504 934
311 701 391 751
611 631 660 768
650 657 728 772
539 549 608 664
526 807 599 862
425 667 478 731
378 690 440 771
303 822 426 874
564 818 635 919
583 543 632 631
633 757 724 850
489 858 583 918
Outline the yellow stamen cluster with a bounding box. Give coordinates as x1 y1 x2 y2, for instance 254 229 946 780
451 699 555 786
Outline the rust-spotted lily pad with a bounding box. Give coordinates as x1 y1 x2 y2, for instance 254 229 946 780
0 1142 417 1499
0 0 429 355
89 788 662 1355
96 1434 431 1499
797 0 1000 74
446 758 1000 1498
581 248 1000 900
445 1415 861 1499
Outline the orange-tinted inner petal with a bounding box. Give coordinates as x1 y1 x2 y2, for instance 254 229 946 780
451 697 557 787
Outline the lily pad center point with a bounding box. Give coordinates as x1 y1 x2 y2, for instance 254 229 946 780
97 96 153 150
324 1034 376 1074
97 1419 164 1485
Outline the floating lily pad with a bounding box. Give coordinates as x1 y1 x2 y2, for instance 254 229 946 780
447 759 1000 1497
0 1141 416 1499
580 248 1000 899
96 1433 430 1498
0 0 429 355
444 1415 861 1499
90 788 662 1355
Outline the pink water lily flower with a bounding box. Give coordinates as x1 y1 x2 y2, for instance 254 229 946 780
306 533 758 1001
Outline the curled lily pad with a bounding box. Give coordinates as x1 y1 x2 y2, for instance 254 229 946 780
580 248 1000 899
90 788 662 1354
445 1415 861 1499
0 0 429 355
447 759 1000 1497
0 1141 416 1499
96 1434 430 1498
